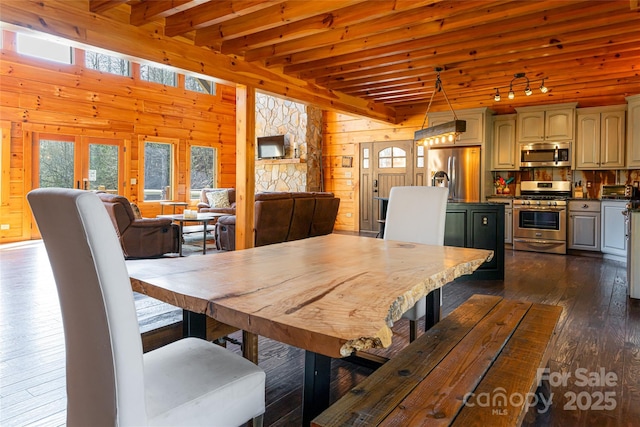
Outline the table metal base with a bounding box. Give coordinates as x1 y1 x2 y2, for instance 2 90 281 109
183 287 441 427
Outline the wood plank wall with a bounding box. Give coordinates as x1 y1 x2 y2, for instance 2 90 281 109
323 106 423 232
0 30 237 243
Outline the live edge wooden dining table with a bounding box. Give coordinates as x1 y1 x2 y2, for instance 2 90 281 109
127 233 492 425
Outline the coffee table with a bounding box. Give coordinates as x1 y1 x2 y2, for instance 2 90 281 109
158 213 225 255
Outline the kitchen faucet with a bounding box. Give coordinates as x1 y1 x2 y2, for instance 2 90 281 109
432 171 450 187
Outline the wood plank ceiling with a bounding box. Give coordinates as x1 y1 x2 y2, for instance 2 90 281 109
6 0 640 121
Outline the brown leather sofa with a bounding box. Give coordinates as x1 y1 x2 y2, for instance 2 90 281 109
214 191 340 251
197 188 236 215
97 193 179 258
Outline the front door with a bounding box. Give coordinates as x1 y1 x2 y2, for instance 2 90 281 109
360 140 414 233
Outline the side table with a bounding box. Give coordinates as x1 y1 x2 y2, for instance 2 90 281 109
160 201 188 215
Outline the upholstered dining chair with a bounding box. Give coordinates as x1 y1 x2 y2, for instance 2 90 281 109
383 185 449 342
27 188 265 427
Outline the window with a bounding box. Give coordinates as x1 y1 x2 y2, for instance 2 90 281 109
186 76 216 95
37 139 75 188
88 143 119 191
1 122 11 206
378 147 407 168
16 33 72 64
85 50 129 76
362 148 370 169
190 146 216 199
143 141 174 201
140 64 177 86
416 145 425 168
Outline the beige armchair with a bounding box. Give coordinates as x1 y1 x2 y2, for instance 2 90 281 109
97 193 179 258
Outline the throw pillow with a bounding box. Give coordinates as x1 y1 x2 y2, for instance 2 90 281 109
206 190 231 208
130 202 142 219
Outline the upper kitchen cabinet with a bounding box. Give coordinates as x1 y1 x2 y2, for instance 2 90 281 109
515 103 577 143
491 114 517 170
427 108 493 146
575 105 626 170
627 94 640 168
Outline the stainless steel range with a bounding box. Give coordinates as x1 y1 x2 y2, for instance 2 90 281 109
513 181 572 254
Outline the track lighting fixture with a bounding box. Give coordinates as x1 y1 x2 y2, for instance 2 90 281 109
493 73 549 101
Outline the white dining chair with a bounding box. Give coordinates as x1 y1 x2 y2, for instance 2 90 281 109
27 188 265 427
383 186 449 342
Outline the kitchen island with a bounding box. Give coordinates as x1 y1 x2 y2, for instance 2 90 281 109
378 198 504 280
445 202 505 280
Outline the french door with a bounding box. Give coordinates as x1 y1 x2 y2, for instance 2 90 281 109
32 133 124 236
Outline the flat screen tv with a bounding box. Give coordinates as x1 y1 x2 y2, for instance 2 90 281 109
257 135 285 159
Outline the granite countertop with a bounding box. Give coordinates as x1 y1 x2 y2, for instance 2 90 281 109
486 195 514 199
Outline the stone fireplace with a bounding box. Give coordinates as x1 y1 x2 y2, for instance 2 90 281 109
255 93 322 192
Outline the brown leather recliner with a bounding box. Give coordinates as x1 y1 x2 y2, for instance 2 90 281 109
97 193 179 258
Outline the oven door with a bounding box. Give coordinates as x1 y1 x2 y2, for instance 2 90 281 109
513 205 567 254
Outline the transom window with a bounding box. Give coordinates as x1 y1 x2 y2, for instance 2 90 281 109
378 147 407 168
85 50 129 76
186 76 216 95
16 33 72 64
140 64 177 87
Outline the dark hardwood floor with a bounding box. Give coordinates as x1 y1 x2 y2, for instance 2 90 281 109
1 238 639 426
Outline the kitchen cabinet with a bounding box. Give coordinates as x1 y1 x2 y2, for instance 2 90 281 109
445 203 504 280
601 200 627 260
575 106 626 170
487 197 513 244
627 94 640 168
491 114 518 170
427 107 493 146
515 103 576 143
568 200 600 251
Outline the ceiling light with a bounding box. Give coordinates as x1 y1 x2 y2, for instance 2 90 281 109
415 68 466 146
493 72 549 101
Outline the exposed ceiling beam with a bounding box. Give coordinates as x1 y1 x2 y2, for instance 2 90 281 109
237 0 449 60
89 0 128 14
164 1 286 37
129 0 206 26
194 1 365 48
0 0 397 123
296 10 637 81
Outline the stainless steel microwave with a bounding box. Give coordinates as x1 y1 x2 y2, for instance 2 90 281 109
519 142 571 167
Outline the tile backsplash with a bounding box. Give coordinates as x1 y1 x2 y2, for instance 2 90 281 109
492 168 640 198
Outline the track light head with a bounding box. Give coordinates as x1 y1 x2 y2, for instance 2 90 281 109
539 79 548 93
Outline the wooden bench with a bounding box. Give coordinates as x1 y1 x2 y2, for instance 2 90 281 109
312 294 562 427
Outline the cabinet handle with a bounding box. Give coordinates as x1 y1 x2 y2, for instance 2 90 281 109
582 204 589 209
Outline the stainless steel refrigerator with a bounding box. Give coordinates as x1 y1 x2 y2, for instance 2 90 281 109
427 145 481 202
